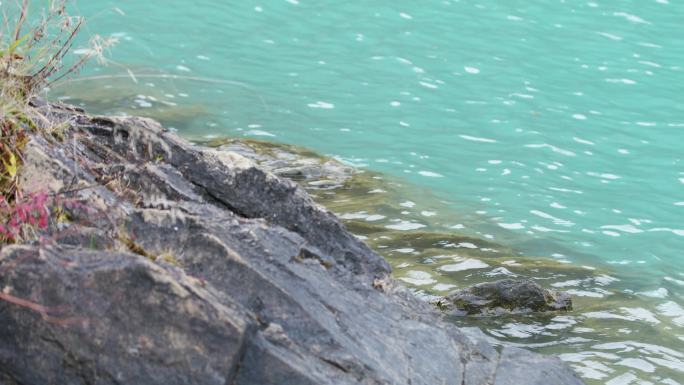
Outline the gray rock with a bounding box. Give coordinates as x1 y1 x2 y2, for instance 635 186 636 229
494 347 584 385
210 139 357 190
440 279 573 316
0 245 252 385
0 104 585 385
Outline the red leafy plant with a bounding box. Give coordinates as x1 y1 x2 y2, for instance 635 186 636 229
0 191 49 242
0 0 115 245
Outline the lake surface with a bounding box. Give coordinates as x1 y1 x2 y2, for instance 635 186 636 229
55 1 684 383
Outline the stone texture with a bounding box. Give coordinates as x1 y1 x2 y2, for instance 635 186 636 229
0 104 585 385
0 246 252 385
440 279 573 316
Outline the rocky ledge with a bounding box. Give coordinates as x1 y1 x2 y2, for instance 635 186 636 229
0 104 584 385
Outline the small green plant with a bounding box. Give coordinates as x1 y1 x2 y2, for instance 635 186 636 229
0 0 116 244
158 250 179 266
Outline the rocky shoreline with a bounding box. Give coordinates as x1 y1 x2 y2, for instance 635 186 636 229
0 104 584 384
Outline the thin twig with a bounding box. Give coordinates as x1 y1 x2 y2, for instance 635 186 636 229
12 0 28 42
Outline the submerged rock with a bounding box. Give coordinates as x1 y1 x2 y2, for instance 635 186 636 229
440 279 573 316
206 137 357 190
0 103 585 385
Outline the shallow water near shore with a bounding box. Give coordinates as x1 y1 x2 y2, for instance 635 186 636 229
203 137 684 384
53 1 684 383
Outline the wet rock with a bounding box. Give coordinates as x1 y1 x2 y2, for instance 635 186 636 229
440 279 573 316
208 138 356 190
0 104 585 385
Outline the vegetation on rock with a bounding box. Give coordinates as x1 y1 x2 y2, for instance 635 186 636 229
0 0 114 243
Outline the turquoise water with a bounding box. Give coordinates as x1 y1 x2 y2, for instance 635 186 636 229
54 1 684 383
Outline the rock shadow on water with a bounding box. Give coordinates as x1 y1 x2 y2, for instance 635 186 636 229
50 70 267 132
